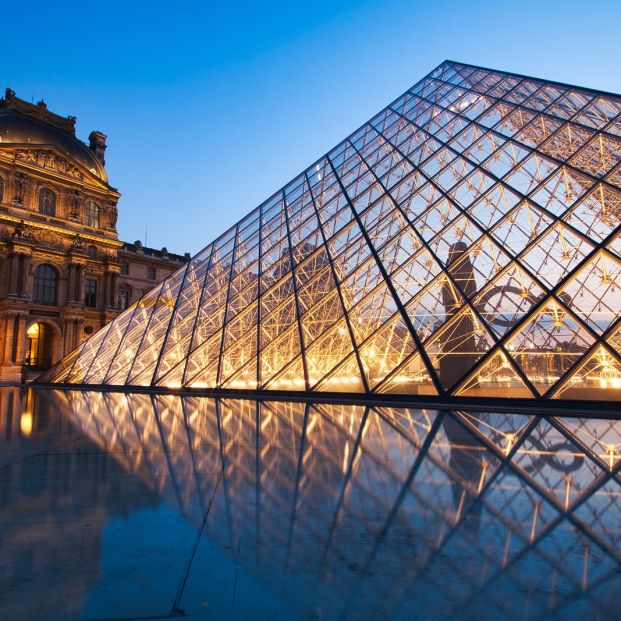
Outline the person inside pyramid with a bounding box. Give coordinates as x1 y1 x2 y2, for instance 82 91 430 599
440 241 478 390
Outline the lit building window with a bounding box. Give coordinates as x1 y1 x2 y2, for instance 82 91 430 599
38 188 56 216
32 264 58 304
25 322 53 368
85 279 97 308
147 266 156 280
120 261 129 275
118 289 130 310
85 200 100 227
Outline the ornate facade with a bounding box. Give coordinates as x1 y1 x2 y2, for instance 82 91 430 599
0 89 187 381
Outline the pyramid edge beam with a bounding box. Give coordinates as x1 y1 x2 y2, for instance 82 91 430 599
30 382 621 417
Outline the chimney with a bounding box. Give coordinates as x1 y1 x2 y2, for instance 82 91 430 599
89 131 107 165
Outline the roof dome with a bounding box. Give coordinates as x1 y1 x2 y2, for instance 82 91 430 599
0 93 108 183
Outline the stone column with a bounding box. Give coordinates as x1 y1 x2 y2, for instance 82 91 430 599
111 272 119 308
7 254 18 294
73 318 84 349
0 313 13 363
13 313 27 367
67 264 75 302
63 318 74 356
0 312 26 382
75 264 84 303
17 254 31 296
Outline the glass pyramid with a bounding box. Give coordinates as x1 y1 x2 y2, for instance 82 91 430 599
41 61 621 400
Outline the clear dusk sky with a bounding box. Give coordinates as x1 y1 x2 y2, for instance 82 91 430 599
4 0 621 255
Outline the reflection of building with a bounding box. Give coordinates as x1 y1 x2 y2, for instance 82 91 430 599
0 388 158 620
42 61 621 402
0 89 188 381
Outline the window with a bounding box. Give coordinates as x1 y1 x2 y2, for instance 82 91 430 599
87 245 97 258
85 279 97 307
38 188 56 216
120 261 129 275
32 264 58 304
25 322 53 368
118 289 130 310
147 266 157 280
85 200 100 228
0 176 4 203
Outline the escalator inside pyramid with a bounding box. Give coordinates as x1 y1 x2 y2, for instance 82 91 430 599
39 61 621 401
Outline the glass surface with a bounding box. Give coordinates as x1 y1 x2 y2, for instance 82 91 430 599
1 387 620 620
41 61 621 400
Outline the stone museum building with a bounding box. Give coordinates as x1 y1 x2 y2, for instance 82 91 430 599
0 89 187 381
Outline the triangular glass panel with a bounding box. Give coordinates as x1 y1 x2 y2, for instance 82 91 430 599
375 349 438 395
455 348 535 398
552 344 621 401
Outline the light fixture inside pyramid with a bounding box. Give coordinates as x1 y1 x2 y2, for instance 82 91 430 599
40 61 621 400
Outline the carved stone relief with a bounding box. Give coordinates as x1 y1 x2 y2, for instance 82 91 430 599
32 228 64 249
15 149 84 181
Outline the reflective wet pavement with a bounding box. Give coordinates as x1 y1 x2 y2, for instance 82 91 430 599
1 388 620 620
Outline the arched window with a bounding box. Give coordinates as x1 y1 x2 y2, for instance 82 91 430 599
25 322 53 369
85 200 100 228
32 264 58 304
0 176 4 204
38 188 56 216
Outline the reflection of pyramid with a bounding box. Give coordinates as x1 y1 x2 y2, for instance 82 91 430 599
40 61 621 400
52 390 621 619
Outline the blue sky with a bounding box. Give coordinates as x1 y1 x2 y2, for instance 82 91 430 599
5 0 621 255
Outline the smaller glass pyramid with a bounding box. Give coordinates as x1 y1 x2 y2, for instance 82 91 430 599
40 61 621 401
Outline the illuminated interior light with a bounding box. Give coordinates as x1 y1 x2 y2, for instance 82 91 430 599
20 411 33 437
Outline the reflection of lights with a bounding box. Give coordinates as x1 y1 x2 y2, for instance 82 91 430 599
605 444 618 470
20 411 33 437
598 376 621 389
